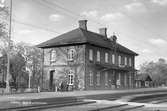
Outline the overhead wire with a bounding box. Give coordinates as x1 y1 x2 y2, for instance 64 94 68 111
11 0 163 48
40 0 163 42
12 19 60 34
37 0 104 26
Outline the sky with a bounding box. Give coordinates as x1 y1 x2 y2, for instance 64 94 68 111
1 0 167 68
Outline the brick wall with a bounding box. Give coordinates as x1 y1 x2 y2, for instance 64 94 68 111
42 45 86 91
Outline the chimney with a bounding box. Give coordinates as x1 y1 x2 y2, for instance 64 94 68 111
99 28 107 37
78 20 87 30
110 34 117 43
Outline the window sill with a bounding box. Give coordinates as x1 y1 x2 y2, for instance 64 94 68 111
67 59 74 62
50 60 56 63
68 84 74 85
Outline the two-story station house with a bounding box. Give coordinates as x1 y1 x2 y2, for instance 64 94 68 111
37 20 138 91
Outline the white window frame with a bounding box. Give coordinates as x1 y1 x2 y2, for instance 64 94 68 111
96 71 100 86
112 54 115 64
89 49 93 61
67 49 76 61
89 71 93 86
97 51 100 62
50 50 57 62
68 70 74 85
105 52 109 63
105 72 108 86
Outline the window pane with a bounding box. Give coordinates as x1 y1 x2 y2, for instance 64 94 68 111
97 51 100 62
129 58 132 66
89 71 93 86
89 49 93 61
112 54 115 64
124 74 127 87
105 53 109 63
67 49 75 61
97 71 100 86
68 70 74 85
51 50 56 62
105 72 108 86
116 73 121 86
118 55 121 65
125 57 127 65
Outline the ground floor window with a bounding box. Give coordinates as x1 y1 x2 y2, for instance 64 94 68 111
68 70 74 85
124 73 127 87
89 71 93 86
96 71 100 86
116 73 121 87
111 70 115 85
145 81 149 87
129 72 132 87
105 71 108 86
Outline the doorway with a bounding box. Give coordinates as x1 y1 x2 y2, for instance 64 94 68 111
49 70 54 91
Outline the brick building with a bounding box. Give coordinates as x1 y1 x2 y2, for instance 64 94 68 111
37 20 138 91
135 74 152 88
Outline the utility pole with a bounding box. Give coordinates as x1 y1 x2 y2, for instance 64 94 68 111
5 0 12 93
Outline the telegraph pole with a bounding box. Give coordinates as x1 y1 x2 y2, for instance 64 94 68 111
5 0 12 93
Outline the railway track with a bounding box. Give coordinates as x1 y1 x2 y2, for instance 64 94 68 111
130 93 167 103
89 104 145 111
0 100 96 111
1 90 167 111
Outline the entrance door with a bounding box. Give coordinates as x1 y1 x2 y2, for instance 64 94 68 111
49 70 54 91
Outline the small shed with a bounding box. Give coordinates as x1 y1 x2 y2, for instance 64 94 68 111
135 74 152 88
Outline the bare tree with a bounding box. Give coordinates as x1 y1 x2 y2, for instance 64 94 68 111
16 42 42 89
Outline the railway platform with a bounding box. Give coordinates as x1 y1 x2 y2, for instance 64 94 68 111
0 87 167 110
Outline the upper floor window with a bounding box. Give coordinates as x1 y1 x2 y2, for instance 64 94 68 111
89 49 93 61
68 70 74 85
97 51 100 62
105 71 108 86
125 57 127 66
122 56 124 65
118 55 121 65
105 52 109 63
67 49 76 61
50 50 57 62
129 58 132 66
89 71 93 86
96 71 100 86
112 54 115 64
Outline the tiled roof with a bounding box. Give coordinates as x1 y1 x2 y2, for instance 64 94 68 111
37 28 138 56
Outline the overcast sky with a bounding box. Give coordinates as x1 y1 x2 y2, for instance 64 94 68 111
2 0 167 68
